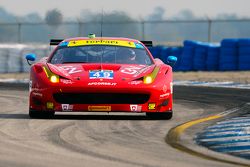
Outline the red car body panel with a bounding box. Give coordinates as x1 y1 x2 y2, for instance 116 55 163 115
29 37 173 114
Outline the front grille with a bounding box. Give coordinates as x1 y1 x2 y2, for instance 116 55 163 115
53 93 150 104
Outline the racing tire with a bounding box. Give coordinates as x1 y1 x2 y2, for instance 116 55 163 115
146 111 173 120
29 109 55 119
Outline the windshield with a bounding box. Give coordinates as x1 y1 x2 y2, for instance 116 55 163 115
50 45 153 65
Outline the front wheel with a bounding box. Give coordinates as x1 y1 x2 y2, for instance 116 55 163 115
146 111 173 120
29 109 55 119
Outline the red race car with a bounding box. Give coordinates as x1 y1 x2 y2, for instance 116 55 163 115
26 35 177 119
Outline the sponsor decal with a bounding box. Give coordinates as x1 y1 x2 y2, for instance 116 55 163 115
160 93 170 98
46 102 54 109
89 70 114 79
49 64 70 77
29 80 32 92
128 81 142 85
134 65 151 76
135 43 144 49
59 41 69 46
163 84 167 93
62 104 73 111
88 82 117 86
120 66 142 75
60 79 73 84
59 66 82 74
67 40 136 48
170 82 173 94
148 103 156 110
32 92 43 97
88 106 111 111
130 105 142 112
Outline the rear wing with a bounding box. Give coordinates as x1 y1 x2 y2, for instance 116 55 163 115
141 41 153 47
50 39 64 45
50 39 153 47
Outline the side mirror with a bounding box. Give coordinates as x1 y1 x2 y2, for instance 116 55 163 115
25 54 36 65
167 56 177 67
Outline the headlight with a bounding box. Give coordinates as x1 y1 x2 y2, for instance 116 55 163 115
143 66 160 84
43 66 60 83
144 76 153 84
50 75 59 83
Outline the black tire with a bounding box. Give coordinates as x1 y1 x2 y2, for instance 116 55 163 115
146 111 173 120
29 109 55 119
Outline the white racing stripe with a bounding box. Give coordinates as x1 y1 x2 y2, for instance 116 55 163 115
196 114 250 160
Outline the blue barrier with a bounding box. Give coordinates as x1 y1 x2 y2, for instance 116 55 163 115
148 38 250 71
149 46 183 71
193 42 208 71
219 39 238 71
160 47 171 63
238 39 250 70
206 45 220 71
148 46 162 59
178 40 197 71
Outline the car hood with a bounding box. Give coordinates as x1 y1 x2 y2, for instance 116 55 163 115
47 63 155 82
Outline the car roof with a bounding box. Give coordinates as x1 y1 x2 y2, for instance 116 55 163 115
63 37 140 43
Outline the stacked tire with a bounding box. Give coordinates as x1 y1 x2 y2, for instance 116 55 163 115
219 39 238 71
178 40 196 71
238 39 250 70
193 42 208 71
206 45 220 71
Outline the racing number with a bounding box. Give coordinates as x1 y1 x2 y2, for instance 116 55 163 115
120 66 141 75
103 71 110 78
93 71 101 78
90 70 113 79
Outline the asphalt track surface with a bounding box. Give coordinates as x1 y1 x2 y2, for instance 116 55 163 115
0 84 249 167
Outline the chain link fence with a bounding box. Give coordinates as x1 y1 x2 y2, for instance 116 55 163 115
1 19 250 44
0 19 250 73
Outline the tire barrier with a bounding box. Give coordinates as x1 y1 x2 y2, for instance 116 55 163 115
159 47 183 71
193 42 208 71
0 44 48 73
177 40 196 71
149 38 250 71
238 39 250 70
206 45 220 71
219 39 238 71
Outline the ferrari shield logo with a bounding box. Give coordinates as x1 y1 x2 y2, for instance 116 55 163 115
130 105 142 112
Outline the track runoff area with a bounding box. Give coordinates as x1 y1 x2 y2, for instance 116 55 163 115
167 86 250 166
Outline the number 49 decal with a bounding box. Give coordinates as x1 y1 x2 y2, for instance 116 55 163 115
89 70 114 79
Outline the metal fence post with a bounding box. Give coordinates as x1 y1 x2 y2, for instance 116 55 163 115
18 23 21 43
206 17 212 42
78 19 82 37
141 21 145 41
